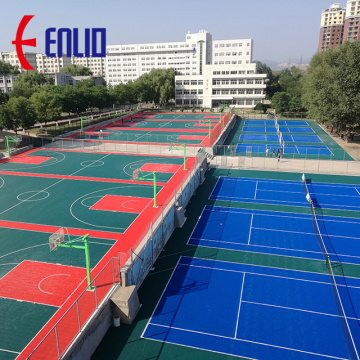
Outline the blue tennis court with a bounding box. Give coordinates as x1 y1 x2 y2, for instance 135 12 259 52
143 256 360 360
244 120 308 126
188 205 360 264
239 134 322 143
242 126 314 133
210 177 360 211
235 144 332 155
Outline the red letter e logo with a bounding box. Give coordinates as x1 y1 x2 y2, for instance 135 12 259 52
12 15 37 70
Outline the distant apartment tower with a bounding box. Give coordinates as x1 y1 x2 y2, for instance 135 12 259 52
318 3 345 52
343 0 360 41
0 52 36 73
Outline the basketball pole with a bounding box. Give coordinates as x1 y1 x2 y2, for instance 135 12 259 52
169 143 186 170
5 135 20 159
81 117 91 134
133 171 157 207
56 233 92 290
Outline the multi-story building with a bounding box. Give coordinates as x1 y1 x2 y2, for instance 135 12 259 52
318 3 345 52
0 74 17 93
343 0 360 41
0 52 36 73
106 30 266 108
36 54 71 74
71 56 106 77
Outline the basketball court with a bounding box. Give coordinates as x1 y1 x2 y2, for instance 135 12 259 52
65 112 229 147
0 147 198 360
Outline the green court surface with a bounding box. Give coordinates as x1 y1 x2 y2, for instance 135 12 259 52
0 148 184 182
0 148 194 360
92 167 360 360
221 117 352 160
71 112 224 145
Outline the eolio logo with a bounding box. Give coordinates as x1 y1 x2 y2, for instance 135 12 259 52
12 15 106 71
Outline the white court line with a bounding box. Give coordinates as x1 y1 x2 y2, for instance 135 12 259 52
355 188 360 196
248 214 253 245
147 319 347 360
0 153 110 216
254 181 258 200
0 348 20 355
38 274 71 295
243 300 358 321
133 121 172 141
234 273 245 339
291 134 295 143
294 145 301 155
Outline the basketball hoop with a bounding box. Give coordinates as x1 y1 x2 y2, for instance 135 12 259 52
49 227 65 252
131 169 139 181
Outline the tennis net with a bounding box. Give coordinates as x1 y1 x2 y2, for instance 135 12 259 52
302 174 360 360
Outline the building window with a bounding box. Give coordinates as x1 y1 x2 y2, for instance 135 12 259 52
184 90 190 94
191 99 197 105
198 80 203 85
176 90 183 95
191 89 197 94
184 80 190 85
184 99 189 105
191 80 197 85
176 99 182 105
246 100 253 105
221 80 229 85
221 90 229 95
198 89 203 94
176 80 182 85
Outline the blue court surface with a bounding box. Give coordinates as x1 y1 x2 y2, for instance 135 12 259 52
143 256 360 360
242 126 314 133
210 176 360 211
188 205 360 264
244 120 308 126
239 134 322 143
235 144 332 155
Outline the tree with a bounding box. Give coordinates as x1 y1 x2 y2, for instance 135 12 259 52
0 104 13 130
303 41 360 134
60 65 93 76
255 61 281 100
6 97 37 132
30 90 61 132
10 71 54 98
0 61 20 74
271 92 291 113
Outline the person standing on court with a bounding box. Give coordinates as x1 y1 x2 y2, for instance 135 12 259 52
266 147 269 157
272 148 276 157
277 149 281 162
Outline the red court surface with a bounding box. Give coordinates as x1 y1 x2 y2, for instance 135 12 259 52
177 135 206 140
194 123 216 127
9 156 53 164
139 163 180 173
83 131 112 136
90 195 151 213
0 261 87 307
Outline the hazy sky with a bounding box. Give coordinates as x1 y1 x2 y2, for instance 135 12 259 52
0 0 341 63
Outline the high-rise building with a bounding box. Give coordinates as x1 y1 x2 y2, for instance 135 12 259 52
343 0 360 41
106 30 266 108
318 3 346 52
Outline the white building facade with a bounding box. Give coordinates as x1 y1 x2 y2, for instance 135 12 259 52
106 30 266 108
0 74 17 93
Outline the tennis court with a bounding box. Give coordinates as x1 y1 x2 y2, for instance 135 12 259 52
0 147 197 360
244 120 309 126
188 205 360 264
242 126 314 133
235 144 333 155
239 134 323 143
210 176 360 211
143 256 360 360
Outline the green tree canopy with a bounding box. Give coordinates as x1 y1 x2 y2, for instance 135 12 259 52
5 96 37 131
30 90 61 130
60 65 93 76
10 71 54 98
0 61 20 74
303 41 360 133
